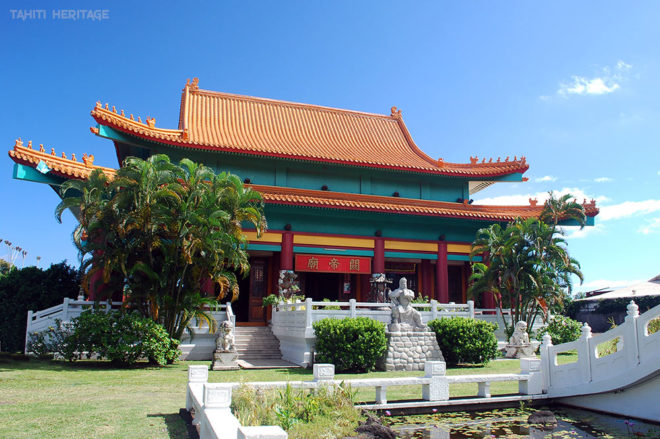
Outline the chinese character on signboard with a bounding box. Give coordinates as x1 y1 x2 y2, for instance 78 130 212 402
307 257 319 270
329 258 340 270
349 258 360 271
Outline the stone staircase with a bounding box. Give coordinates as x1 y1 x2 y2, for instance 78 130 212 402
233 326 282 361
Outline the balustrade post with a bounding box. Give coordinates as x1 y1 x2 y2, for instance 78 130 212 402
305 298 313 329
373 385 387 404
579 323 593 383
62 297 70 322
519 358 542 395
624 300 640 367
467 300 475 318
477 381 491 398
349 298 357 318
24 310 33 354
187 365 208 410
539 333 552 393
431 300 438 321
422 361 448 401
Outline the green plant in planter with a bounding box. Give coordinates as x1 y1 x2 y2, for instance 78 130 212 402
262 294 280 308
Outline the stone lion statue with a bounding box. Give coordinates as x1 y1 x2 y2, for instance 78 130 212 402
216 320 235 352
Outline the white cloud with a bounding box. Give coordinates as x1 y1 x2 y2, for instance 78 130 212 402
594 177 613 183
559 77 619 96
555 60 631 97
474 187 607 207
535 175 557 183
562 223 605 239
598 199 660 221
638 217 660 235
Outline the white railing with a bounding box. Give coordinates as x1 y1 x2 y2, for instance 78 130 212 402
273 298 474 330
25 297 123 353
26 298 234 360
221 359 542 405
540 300 660 398
179 303 234 361
270 299 474 367
186 365 287 439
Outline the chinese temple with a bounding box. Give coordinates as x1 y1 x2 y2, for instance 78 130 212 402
8 78 598 323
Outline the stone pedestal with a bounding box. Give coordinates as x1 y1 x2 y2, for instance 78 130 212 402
378 331 444 371
211 351 239 371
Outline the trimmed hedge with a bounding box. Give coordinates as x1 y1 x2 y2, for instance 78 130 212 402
312 317 387 372
428 317 498 366
536 315 582 345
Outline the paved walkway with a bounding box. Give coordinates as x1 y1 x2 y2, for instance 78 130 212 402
236 359 301 369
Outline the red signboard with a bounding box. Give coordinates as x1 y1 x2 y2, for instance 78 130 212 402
295 254 371 274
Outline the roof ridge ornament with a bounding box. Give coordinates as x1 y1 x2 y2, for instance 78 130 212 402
146 117 156 128
186 77 200 91
82 153 95 167
390 106 402 119
470 156 478 164
529 198 538 206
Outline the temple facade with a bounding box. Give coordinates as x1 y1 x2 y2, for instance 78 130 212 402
9 78 598 323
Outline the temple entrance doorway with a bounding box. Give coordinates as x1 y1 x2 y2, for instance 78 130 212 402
301 272 343 301
234 257 270 324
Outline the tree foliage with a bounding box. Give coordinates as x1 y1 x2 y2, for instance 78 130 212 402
0 262 80 352
56 155 266 339
469 193 585 336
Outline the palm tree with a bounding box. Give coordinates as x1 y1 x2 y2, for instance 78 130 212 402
57 155 267 340
540 191 587 232
469 217 582 336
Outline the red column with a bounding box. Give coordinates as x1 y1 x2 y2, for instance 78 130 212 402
281 231 294 270
373 237 385 273
421 259 433 298
436 242 449 303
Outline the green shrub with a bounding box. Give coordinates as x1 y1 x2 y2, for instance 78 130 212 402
0 262 79 353
536 315 582 345
28 309 179 366
313 317 387 372
428 317 498 366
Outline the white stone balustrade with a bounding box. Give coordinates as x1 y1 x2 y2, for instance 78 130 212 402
220 361 540 405
541 301 660 398
25 298 123 353
186 365 287 439
271 299 474 367
25 298 235 360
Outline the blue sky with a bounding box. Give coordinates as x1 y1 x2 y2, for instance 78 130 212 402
2 1 658 293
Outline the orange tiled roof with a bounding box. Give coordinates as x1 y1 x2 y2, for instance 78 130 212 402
8 139 116 180
90 78 529 178
250 184 599 221
9 143 596 221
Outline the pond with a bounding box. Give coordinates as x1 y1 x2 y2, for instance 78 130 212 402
385 406 659 438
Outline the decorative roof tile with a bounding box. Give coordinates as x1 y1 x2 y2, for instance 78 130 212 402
8 139 116 180
9 144 596 221
90 79 529 178
250 184 599 221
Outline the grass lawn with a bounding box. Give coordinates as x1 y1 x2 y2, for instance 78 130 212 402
0 354 573 439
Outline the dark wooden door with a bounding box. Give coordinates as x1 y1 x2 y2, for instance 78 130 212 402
248 259 268 321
